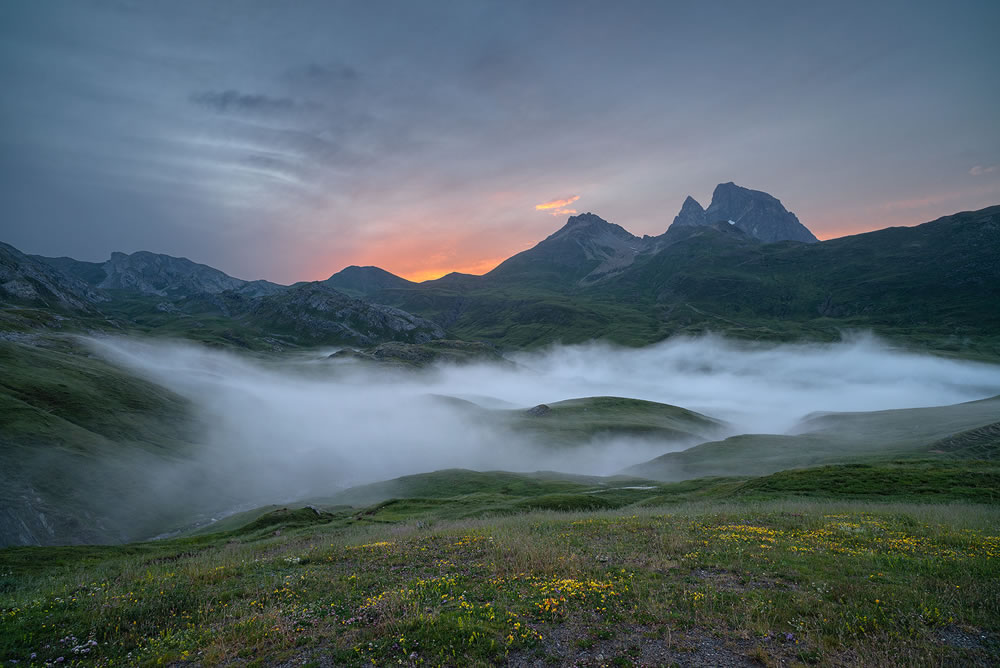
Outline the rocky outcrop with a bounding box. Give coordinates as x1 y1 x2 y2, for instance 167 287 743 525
36 250 289 299
241 283 445 345
668 183 818 243
98 251 252 296
0 242 107 311
11 241 439 347
670 196 708 228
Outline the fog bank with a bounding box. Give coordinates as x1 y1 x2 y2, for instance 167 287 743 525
88 333 1000 509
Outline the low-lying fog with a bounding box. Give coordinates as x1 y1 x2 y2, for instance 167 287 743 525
90 334 1000 507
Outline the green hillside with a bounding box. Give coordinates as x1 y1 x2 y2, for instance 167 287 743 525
502 396 725 445
626 395 1000 481
3 465 998 666
0 338 206 545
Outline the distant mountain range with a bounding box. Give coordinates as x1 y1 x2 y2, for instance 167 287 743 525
2 182 998 352
36 250 285 298
1 242 443 348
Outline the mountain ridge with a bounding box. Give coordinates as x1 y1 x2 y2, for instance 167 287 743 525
20 183 828 297
35 250 287 299
3 201 999 353
4 248 444 349
2 242 107 312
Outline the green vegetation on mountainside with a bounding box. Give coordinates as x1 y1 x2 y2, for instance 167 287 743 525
0 338 213 546
349 207 1000 356
626 394 1000 481
503 396 725 445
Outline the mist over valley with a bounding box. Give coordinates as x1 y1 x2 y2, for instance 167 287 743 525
2 2 999 663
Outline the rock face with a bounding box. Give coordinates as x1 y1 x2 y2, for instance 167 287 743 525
233 279 287 298
668 183 818 243
0 242 106 310
98 251 254 296
241 283 445 345
670 196 708 228
37 250 288 299
18 243 443 346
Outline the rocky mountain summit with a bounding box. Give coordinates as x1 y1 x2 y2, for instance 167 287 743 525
670 196 709 229
487 212 648 284
668 182 818 243
99 251 248 295
484 184 816 288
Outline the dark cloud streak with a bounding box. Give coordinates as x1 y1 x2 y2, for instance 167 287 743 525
189 90 320 115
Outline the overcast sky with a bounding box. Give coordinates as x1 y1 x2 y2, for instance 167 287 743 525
1 1 998 283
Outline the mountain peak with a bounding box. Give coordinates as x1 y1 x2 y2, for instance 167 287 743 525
565 212 608 226
671 196 707 228
487 211 644 284
99 250 247 296
322 264 413 298
667 182 818 244
710 181 781 208
552 212 636 244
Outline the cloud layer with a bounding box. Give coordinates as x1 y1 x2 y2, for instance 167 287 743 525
87 333 1000 518
1 2 998 282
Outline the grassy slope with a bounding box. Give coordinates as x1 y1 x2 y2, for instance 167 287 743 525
423 396 726 449
626 395 1000 481
732 461 1000 504
306 470 669 523
2 476 998 666
0 338 208 545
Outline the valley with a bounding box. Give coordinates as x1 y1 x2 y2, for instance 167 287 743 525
2 199 1000 666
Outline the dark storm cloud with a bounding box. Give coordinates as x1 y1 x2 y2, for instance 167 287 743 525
0 0 998 283
283 62 359 86
189 90 319 115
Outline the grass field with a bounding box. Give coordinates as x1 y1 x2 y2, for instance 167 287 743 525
2 496 998 666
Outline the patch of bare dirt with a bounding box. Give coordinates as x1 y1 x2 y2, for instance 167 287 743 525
506 623 809 667
691 567 796 592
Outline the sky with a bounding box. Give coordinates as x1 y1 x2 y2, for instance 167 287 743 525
1 1 998 284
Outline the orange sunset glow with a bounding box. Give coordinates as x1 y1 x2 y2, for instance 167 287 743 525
304 232 522 284
399 256 508 282
535 195 580 216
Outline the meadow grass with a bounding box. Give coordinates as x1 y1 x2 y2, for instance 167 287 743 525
2 499 997 666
